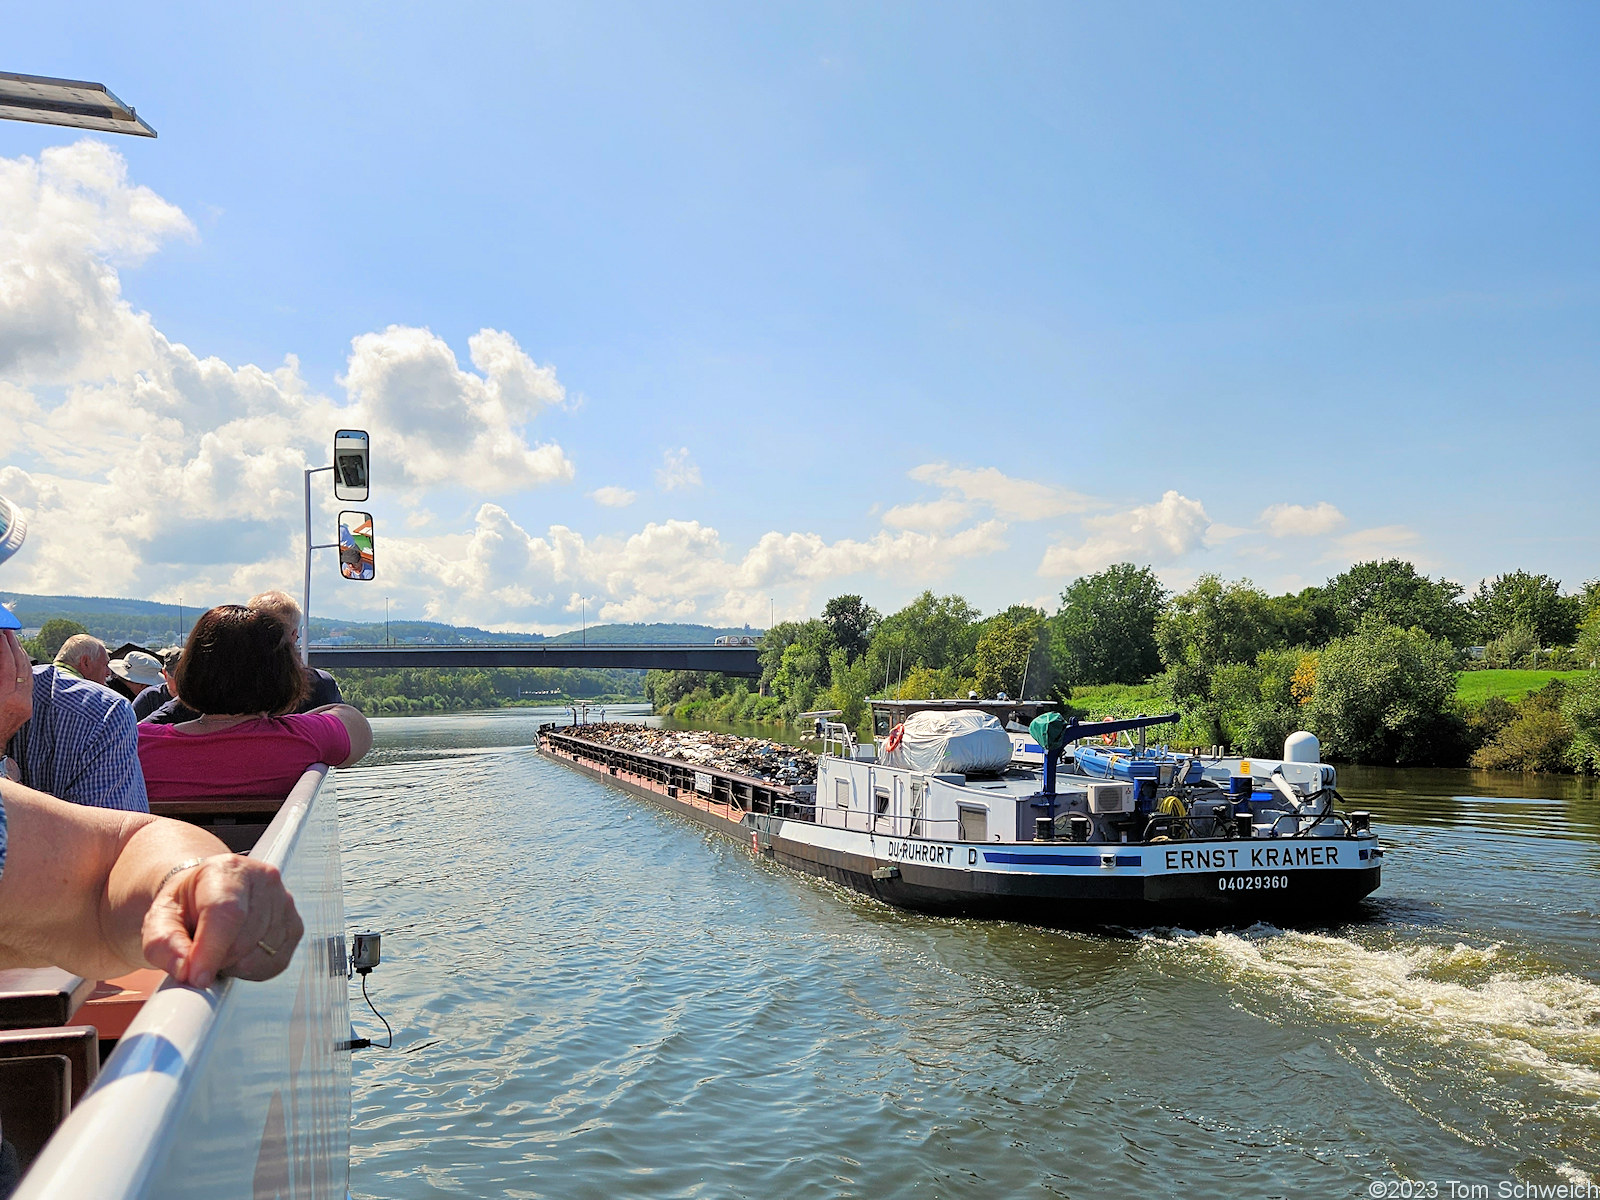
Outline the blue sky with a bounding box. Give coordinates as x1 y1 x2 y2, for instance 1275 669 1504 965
2 3 1596 630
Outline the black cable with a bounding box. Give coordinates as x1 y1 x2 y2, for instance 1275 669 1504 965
359 972 393 1049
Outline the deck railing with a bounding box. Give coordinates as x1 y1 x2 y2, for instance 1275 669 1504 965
15 764 352 1200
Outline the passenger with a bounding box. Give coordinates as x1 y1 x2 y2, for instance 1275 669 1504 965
52 634 109 686
131 647 181 721
1 615 148 813
246 590 344 707
140 590 343 725
137 606 371 802
106 649 164 703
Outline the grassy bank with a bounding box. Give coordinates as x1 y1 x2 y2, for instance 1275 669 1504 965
1064 680 1175 718
1455 669 1586 704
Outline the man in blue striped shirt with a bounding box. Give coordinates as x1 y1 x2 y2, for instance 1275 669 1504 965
1 639 148 814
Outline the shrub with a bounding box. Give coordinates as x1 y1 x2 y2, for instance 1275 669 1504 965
1483 624 1540 670
1471 708 1573 772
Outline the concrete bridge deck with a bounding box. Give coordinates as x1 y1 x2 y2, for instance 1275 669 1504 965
306 643 761 676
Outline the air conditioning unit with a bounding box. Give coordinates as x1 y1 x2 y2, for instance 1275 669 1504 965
1088 782 1134 815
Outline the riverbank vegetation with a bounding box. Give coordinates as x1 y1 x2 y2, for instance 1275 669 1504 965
647 561 1600 773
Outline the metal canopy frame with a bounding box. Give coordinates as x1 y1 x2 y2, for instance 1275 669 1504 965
0 71 156 137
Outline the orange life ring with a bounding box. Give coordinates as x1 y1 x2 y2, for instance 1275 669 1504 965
886 723 905 753
1101 733 1115 745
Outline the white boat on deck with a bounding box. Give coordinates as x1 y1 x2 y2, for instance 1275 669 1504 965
11 766 357 1199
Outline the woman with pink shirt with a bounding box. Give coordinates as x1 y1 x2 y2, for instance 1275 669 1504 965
137 606 372 801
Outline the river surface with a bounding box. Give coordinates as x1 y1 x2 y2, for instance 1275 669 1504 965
339 706 1600 1198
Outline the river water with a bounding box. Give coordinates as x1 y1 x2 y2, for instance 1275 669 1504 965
339 706 1600 1198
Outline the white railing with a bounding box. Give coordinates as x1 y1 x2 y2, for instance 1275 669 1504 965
16 765 352 1200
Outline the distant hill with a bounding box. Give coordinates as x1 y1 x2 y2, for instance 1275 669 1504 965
0 591 762 650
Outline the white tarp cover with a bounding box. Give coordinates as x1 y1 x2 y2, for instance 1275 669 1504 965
881 709 1014 775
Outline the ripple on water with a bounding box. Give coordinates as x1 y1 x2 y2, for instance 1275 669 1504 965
338 718 1600 1196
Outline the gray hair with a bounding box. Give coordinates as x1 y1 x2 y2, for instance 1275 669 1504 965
55 634 108 670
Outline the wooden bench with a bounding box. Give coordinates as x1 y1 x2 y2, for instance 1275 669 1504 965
0 969 93 1032
0 1026 99 1173
148 793 287 852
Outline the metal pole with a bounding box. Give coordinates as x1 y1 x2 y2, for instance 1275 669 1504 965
302 467 313 665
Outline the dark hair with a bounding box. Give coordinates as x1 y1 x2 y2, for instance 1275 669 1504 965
174 605 307 716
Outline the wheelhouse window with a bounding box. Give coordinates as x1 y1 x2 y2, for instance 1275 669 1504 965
835 779 851 808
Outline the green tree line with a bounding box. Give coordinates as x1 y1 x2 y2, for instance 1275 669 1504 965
646 561 1600 773
20 617 645 716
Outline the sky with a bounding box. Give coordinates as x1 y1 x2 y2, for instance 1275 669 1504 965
2 2 1596 632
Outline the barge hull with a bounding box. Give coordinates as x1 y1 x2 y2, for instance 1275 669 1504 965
539 728 1380 925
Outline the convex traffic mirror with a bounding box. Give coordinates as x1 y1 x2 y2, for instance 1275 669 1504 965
338 512 375 580
333 429 370 502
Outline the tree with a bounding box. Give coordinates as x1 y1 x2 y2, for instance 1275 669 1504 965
772 623 837 715
1262 586 1341 649
1577 610 1600 671
974 607 1048 699
1562 672 1600 774
26 618 90 662
1324 559 1467 645
1579 580 1600 624
1469 571 1580 648
1157 575 1286 670
821 595 879 663
821 648 873 729
866 591 981 692
1051 563 1165 689
1304 623 1463 765
644 670 708 710
1207 648 1319 758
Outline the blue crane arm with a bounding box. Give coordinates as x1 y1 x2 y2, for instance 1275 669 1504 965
1059 712 1180 743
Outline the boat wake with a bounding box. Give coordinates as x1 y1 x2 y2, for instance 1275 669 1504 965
1141 925 1600 1175
1154 927 1600 1093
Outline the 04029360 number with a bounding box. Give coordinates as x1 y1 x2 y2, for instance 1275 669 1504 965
1218 874 1289 891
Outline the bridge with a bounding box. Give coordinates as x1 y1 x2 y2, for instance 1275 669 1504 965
306 642 762 676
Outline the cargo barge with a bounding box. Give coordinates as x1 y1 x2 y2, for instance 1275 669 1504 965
539 699 1383 925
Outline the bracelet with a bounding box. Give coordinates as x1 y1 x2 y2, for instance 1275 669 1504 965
157 856 210 893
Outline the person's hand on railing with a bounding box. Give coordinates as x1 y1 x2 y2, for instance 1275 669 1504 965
0 783 304 986
141 855 305 989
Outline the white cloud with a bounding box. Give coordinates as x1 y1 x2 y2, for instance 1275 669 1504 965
386 505 1008 629
0 140 194 383
0 140 1015 628
881 497 974 532
0 139 576 603
1259 501 1348 538
1038 490 1211 577
589 486 637 508
1320 524 1422 563
341 324 573 493
656 447 701 491
906 462 1095 522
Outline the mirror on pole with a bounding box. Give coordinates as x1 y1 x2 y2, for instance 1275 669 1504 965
338 511 375 580
333 429 370 502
